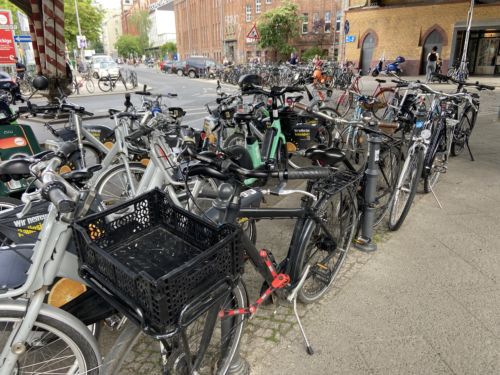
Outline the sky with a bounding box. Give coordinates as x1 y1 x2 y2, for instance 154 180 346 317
94 0 121 10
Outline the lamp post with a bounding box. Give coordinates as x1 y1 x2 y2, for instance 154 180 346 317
74 0 85 62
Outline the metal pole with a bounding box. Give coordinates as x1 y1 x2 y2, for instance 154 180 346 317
74 0 84 62
458 0 474 80
354 119 380 253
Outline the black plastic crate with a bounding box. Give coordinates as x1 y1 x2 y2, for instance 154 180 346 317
72 189 243 334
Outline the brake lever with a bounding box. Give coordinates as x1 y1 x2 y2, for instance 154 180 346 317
17 191 42 219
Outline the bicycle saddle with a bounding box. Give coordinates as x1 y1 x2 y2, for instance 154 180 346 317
233 112 253 122
305 146 346 167
61 165 102 185
375 79 386 83
0 158 31 181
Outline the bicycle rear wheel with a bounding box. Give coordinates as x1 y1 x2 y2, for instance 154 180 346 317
388 149 424 231
85 79 95 94
98 77 112 92
374 143 401 226
336 91 352 118
451 109 474 157
373 89 395 120
297 189 358 304
0 308 100 374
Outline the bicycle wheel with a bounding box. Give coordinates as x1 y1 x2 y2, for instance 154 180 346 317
297 189 358 303
19 80 32 96
95 162 146 207
103 282 247 375
223 132 245 149
373 89 395 120
451 109 474 157
336 91 352 118
388 149 424 231
0 308 99 374
98 77 112 92
85 79 95 94
374 144 401 226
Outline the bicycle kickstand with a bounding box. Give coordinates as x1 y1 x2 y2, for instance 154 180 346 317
429 185 443 209
287 265 314 355
466 140 475 162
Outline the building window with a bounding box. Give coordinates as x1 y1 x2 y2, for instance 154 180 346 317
246 5 252 22
302 13 308 34
312 13 319 34
324 11 331 33
266 0 271 3
336 12 341 32
256 0 261 14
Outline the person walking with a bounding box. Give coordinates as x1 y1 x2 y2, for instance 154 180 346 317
426 46 439 82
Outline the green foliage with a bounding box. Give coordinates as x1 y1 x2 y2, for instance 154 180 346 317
129 10 151 50
115 34 141 57
64 0 104 51
257 0 300 61
301 47 327 62
160 42 176 59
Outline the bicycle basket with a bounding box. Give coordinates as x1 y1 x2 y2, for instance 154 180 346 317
72 189 243 334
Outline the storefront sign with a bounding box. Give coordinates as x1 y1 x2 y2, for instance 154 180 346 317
0 10 16 64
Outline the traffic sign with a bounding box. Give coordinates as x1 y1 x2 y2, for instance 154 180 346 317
14 35 31 42
246 24 260 40
345 35 356 43
344 19 350 35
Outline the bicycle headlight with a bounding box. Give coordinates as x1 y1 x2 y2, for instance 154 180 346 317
421 129 431 140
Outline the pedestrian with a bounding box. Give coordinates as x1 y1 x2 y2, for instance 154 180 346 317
223 56 229 66
14 57 26 80
426 46 439 82
77 58 85 74
289 53 298 65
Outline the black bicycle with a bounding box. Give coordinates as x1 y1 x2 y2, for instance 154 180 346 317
98 70 131 92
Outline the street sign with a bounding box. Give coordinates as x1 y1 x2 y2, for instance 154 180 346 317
14 35 32 43
0 10 16 64
345 35 356 43
246 24 260 40
76 35 87 49
344 19 350 35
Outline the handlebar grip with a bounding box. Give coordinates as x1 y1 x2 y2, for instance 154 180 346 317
282 167 333 180
42 182 75 214
56 142 78 159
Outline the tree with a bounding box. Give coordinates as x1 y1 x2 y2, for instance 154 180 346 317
257 1 300 61
115 34 141 58
301 47 327 62
160 42 177 59
64 0 104 51
129 10 151 51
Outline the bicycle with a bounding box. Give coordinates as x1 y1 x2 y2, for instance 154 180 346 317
71 70 95 95
336 74 396 119
98 69 131 92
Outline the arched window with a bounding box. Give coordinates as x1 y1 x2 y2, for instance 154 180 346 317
360 33 376 75
421 29 444 74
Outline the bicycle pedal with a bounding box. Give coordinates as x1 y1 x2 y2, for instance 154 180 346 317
311 264 331 284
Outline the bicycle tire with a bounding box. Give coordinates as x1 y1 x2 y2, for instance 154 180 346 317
98 77 112 92
94 162 146 207
296 189 358 304
0 308 100 374
388 149 424 231
103 282 247 375
373 89 395 120
85 79 95 94
336 91 352 118
374 144 401 226
223 132 245 149
451 108 474 157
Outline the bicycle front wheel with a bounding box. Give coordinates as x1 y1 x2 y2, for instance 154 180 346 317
374 144 401 226
85 79 95 94
104 282 247 375
373 89 395 120
336 91 352 118
98 77 112 92
388 149 424 231
0 308 100 374
296 189 358 304
95 162 146 207
451 109 474 157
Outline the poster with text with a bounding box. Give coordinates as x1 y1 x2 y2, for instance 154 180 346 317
0 10 16 65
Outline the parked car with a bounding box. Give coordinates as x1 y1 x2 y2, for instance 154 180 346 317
96 61 120 78
0 71 21 104
91 54 114 78
171 61 186 76
184 57 217 78
160 61 174 73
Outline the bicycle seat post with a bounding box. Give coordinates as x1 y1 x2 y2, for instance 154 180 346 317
354 118 380 253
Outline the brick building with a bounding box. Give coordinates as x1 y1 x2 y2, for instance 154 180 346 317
174 0 344 63
344 0 500 76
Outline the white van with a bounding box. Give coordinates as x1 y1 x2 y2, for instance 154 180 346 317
91 55 114 78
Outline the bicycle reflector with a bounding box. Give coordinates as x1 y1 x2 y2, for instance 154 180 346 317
421 129 431 140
